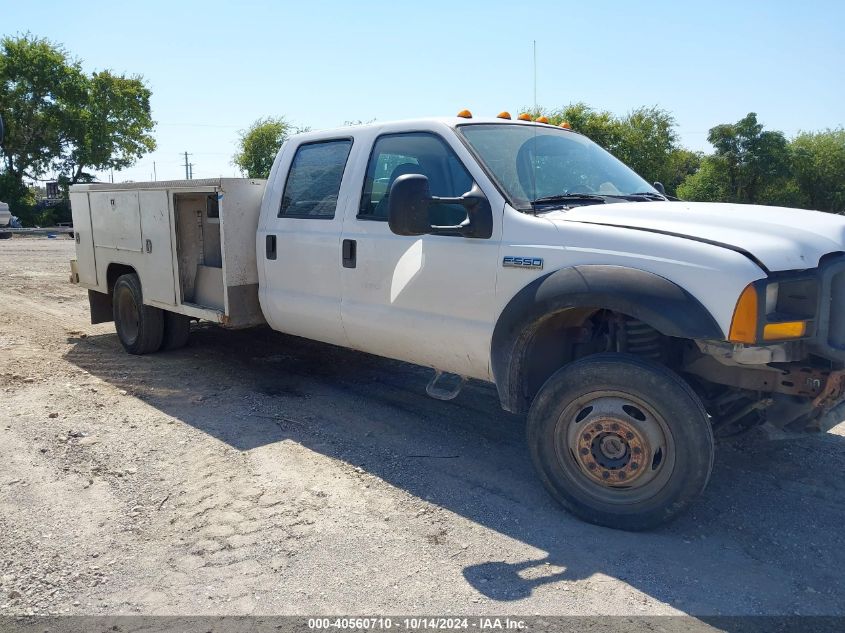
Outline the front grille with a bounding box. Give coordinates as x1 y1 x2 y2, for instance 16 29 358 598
828 270 845 350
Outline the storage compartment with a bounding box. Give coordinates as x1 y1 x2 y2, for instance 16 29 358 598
174 192 224 310
72 177 266 329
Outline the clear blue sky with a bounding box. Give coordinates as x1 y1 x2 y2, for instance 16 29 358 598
2 0 843 182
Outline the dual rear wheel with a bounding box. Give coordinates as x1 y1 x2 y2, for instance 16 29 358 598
112 273 191 355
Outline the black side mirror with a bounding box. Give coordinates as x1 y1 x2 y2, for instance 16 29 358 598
653 181 666 195
388 174 432 236
388 174 493 239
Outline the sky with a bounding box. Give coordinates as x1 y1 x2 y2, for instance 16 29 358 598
2 0 843 183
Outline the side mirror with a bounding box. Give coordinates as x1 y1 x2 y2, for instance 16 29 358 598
388 174 432 236
653 181 666 195
388 174 493 239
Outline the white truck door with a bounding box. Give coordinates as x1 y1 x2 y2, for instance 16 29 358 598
138 190 176 305
340 131 502 380
69 191 98 286
257 138 354 346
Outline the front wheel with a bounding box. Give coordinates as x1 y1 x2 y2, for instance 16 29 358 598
527 353 714 531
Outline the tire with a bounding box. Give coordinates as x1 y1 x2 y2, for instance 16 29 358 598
527 353 714 531
160 311 191 351
112 273 164 355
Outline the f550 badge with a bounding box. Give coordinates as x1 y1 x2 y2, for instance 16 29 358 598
503 256 543 270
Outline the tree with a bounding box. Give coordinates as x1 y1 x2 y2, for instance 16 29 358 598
0 34 156 221
790 129 845 213
233 117 295 179
61 70 156 184
705 112 791 205
544 103 686 193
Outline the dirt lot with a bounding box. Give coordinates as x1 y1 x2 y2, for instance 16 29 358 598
1 236 844 618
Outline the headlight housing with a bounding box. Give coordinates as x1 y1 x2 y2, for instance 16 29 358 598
729 278 818 344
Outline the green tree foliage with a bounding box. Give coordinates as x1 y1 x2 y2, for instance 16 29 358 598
233 117 296 179
790 129 845 213
0 34 155 223
703 113 791 204
542 103 692 194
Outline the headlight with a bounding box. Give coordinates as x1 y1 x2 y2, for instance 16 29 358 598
729 279 818 344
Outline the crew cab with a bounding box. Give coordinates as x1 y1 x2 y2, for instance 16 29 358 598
70 112 845 530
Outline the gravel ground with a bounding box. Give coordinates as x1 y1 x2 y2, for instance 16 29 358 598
1 236 844 617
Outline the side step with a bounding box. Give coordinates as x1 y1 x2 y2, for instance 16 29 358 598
426 370 466 401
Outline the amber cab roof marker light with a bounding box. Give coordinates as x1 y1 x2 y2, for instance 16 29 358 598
560 121 572 129
517 113 533 121
535 116 549 124
497 111 512 120
457 109 472 119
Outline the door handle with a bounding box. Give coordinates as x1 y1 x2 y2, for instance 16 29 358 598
266 234 277 260
145 239 152 253
342 239 356 268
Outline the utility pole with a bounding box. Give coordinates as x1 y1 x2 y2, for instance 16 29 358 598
188 163 194 180
183 152 192 180
153 161 157 181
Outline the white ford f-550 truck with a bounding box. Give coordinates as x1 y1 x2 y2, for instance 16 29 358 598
70 113 845 530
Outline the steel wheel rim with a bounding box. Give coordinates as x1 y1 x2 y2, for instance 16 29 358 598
553 391 676 505
116 287 140 344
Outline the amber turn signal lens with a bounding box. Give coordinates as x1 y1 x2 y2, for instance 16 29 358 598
517 113 532 121
457 109 472 119
729 285 759 344
497 111 512 119
763 321 807 340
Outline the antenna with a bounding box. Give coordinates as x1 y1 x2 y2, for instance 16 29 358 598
533 40 537 113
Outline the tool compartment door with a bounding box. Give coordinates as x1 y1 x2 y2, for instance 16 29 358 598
69 191 98 286
139 190 176 305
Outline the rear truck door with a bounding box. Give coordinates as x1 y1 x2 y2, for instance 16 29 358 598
69 190 97 286
256 137 355 346
138 190 176 305
339 128 503 380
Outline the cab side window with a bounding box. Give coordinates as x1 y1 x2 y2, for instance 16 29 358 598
279 139 353 218
359 133 473 225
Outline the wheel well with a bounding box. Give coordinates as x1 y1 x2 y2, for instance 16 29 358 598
106 263 137 292
518 308 686 414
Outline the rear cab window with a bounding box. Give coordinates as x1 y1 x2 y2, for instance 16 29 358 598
279 139 353 219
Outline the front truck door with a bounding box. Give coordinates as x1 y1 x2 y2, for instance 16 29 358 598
138 190 176 305
340 131 502 380
257 137 355 346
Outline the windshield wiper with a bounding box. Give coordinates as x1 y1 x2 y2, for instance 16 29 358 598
531 193 608 206
624 192 668 201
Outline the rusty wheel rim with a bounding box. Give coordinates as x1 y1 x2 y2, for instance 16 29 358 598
554 392 676 505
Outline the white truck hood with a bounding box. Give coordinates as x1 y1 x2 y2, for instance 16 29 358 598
543 201 845 272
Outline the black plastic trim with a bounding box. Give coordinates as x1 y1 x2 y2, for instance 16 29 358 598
491 265 722 413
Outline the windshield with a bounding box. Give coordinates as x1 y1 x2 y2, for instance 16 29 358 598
458 123 658 210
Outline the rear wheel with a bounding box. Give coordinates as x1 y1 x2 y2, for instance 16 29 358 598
112 273 164 355
527 353 714 531
160 311 191 351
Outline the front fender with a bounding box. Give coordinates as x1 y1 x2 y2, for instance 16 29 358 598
491 265 723 413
